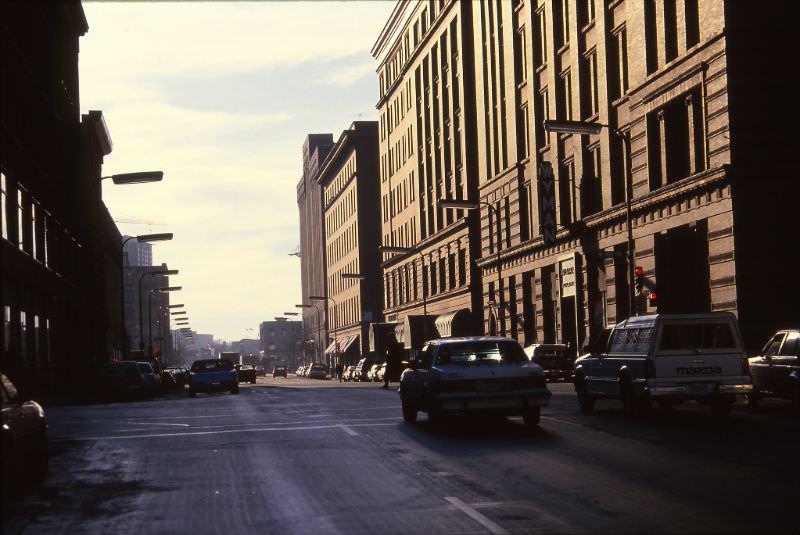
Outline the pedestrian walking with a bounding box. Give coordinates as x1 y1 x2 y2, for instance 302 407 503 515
336 362 343 382
382 341 402 389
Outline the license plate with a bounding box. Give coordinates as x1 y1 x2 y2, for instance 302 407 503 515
475 380 502 393
689 383 709 396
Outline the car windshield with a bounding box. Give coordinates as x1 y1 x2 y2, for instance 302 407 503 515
312 364 326 370
192 360 235 372
240 365 253 370
435 341 528 365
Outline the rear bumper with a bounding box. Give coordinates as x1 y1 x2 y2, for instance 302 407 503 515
647 382 752 397
190 380 237 392
435 388 552 413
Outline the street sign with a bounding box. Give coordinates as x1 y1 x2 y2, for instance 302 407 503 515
538 161 557 245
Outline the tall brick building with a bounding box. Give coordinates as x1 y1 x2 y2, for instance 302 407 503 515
373 0 799 352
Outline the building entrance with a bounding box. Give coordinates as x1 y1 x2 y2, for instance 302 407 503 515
654 221 710 313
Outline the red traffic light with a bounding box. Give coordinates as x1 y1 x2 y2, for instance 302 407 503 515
649 291 657 300
635 266 644 277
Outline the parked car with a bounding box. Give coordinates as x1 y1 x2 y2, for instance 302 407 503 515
235 364 258 384
97 361 146 399
164 366 189 388
343 365 356 382
523 344 575 382
573 313 753 417
255 366 266 376
1 372 48 489
137 362 162 395
746 330 800 408
366 364 381 382
308 363 328 380
354 358 378 382
399 336 551 426
188 359 239 396
295 366 304 376
273 366 288 378
376 362 387 382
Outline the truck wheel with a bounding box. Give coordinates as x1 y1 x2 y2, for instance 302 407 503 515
401 398 417 424
522 407 541 427
744 388 760 408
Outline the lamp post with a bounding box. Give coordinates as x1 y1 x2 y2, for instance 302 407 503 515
120 233 173 357
438 198 504 335
147 286 181 357
138 268 178 351
310 295 338 371
543 119 635 317
295 303 322 365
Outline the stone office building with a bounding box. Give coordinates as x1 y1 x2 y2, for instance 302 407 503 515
316 122 382 367
467 0 798 352
1 3 126 397
372 0 484 352
297 134 335 363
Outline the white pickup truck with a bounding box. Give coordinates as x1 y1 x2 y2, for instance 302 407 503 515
573 313 752 417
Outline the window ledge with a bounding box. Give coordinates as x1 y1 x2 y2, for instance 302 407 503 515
557 43 570 55
581 20 596 35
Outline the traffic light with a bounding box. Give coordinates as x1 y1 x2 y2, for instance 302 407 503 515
648 291 658 308
634 266 644 294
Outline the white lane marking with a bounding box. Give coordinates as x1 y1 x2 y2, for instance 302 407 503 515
338 424 359 436
445 496 509 535
54 421 399 442
122 421 190 427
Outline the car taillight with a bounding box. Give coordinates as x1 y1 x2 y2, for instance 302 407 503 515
645 360 656 378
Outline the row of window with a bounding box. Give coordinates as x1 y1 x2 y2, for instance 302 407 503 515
323 153 357 207
384 247 467 310
384 217 418 253
2 305 51 366
383 171 416 224
328 258 359 299
331 294 361 331
381 123 414 182
326 221 358 267
325 187 356 240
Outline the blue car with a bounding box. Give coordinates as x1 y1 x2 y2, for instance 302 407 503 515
188 359 239 397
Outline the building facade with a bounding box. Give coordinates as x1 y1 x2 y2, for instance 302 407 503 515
0 3 125 397
469 0 798 352
371 0 798 354
260 319 303 370
122 235 153 267
316 122 382 367
372 0 484 354
297 134 335 363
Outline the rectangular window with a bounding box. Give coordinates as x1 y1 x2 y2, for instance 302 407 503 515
519 104 530 159
664 0 678 63
458 249 466 286
3 306 9 352
535 7 547 66
535 88 548 148
559 159 575 225
685 0 700 48
0 172 6 241
516 26 528 84
31 202 38 260
644 0 658 74
558 70 572 121
20 310 27 362
17 188 24 251
587 51 598 116
448 253 456 290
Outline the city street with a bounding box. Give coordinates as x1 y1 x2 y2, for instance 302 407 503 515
4 378 797 534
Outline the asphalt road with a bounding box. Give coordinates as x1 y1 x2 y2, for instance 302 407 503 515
4 376 798 534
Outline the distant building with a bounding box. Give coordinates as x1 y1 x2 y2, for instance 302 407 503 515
297 134 334 364
122 235 152 267
260 319 303 369
232 338 260 364
316 121 382 367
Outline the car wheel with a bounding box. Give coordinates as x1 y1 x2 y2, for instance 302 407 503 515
744 388 760 408
710 397 733 419
574 377 595 413
401 398 417 424
522 407 541 427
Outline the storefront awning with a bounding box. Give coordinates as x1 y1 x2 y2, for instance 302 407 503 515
324 335 358 356
434 308 473 338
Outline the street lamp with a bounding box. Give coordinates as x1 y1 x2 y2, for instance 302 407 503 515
138 268 179 351
101 171 164 185
283 312 300 316
438 198 504 335
310 295 338 370
379 245 428 341
295 303 322 365
148 286 181 356
543 119 635 317
120 233 174 357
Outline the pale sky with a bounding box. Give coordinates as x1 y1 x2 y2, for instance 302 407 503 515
80 1 395 343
